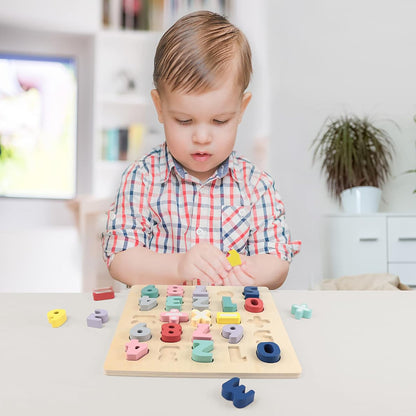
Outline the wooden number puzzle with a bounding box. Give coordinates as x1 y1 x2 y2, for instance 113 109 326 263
104 285 302 378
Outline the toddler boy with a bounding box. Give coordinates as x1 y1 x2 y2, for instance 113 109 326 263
103 11 300 289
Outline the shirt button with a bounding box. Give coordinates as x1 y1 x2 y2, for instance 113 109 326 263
110 212 116 220
196 228 204 236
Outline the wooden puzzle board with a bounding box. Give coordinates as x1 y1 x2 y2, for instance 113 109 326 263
104 285 302 378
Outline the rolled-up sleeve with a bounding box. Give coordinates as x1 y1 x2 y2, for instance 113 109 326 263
102 162 151 267
248 173 301 261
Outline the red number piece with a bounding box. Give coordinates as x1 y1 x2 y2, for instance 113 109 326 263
244 297 264 313
92 287 115 301
161 323 182 342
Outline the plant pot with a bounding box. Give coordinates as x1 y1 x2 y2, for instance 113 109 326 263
340 186 382 214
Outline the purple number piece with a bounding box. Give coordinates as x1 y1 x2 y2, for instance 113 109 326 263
221 324 244 344
192 285 209 297
87 309 109 328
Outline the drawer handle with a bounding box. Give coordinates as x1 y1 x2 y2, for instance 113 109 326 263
359 238 379 242
398 237 416 242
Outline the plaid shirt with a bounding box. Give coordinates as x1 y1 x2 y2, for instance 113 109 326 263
103 143 301 267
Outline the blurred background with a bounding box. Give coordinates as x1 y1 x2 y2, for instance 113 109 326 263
0 0 415 292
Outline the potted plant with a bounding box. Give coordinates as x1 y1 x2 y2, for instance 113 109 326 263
312 115 395 213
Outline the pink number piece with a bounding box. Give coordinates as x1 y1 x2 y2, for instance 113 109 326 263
125 340 149 361
192 323 212 341
160 309 189 324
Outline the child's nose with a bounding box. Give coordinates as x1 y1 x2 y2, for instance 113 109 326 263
192 126 212 144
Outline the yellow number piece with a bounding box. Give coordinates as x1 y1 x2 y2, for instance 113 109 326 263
227 249 242 267
216 312 241 324
47 309 67 328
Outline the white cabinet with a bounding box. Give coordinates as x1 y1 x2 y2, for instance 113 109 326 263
325 214 416 286
387 217 416 285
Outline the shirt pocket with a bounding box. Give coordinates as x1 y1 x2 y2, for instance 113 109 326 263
221 205 251 253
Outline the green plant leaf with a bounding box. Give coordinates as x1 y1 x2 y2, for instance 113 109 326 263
311 114 396 202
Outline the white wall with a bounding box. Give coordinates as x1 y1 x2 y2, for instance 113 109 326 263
268 0 416 288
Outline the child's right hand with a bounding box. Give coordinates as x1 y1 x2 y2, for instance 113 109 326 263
177 243 232 286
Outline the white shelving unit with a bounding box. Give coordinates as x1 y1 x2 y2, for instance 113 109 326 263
92 0 235 198
324 213 416 286
92 28 162 197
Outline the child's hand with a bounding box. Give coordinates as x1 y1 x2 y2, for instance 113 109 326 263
222 256 255 286
178 243 232 285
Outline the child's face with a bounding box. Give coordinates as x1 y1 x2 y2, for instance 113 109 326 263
151 72 251 182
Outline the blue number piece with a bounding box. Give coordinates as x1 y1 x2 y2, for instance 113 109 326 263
256 342 281 363
221 377 255 408
242 286 259 299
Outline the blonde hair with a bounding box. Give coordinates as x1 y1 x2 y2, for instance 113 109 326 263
153 11 252 94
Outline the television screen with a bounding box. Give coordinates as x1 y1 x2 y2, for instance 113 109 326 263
0 53 77 199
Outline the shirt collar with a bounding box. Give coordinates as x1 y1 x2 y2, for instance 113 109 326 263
159 142 240 184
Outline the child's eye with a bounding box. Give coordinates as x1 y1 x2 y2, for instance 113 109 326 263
176 119 192 125
213 119 229 125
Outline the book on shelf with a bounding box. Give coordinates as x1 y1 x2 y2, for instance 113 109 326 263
127 124 145 161
103 0 230 32
121 0 150 30
118 128 128 160
102 124 146 162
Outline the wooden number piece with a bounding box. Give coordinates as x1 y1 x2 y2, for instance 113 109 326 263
221 324 244 344
47 309 67 328
244 298 264 313
192 340 214 363
129 322 152 342
192 323 212 341
161 323 182 342
125 340 149 361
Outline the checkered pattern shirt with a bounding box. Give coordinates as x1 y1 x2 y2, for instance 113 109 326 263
103 143 301 267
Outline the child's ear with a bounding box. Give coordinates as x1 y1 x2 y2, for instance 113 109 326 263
151 89 164 123
238 92 252 123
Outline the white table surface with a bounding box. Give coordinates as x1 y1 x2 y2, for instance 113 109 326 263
1 290 415 415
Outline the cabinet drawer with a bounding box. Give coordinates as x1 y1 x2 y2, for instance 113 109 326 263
325 217 387 278
388 262 416 286
388 217 416 262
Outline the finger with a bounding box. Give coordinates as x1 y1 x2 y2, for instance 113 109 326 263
237 255 254 278
240 263 254 278
233 265 255 286
224 270 241 286
201 249 231 279
184 265 214 286
195 260 224 286
213 247 233 273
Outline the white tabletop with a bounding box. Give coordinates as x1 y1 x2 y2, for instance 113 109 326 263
1 290 415 415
